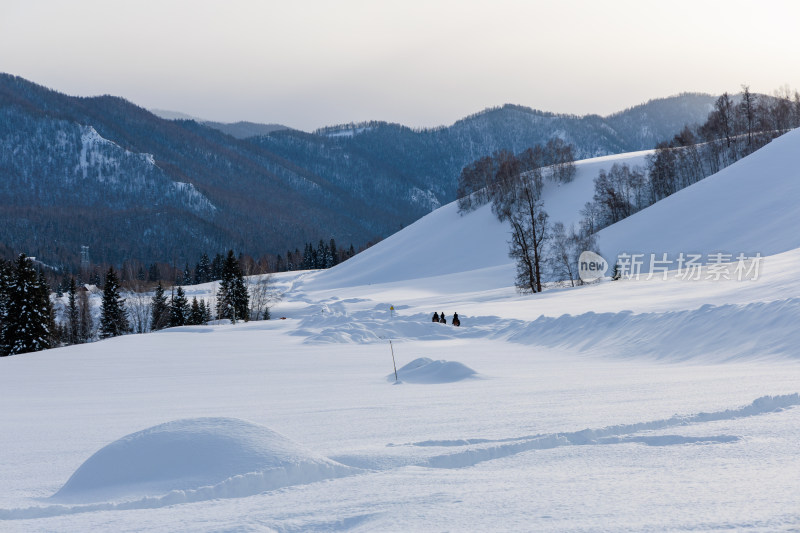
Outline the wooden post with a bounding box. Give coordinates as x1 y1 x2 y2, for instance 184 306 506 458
390 340 398 382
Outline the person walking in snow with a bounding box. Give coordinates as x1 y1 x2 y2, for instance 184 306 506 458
439 312 446 324
452 312 460 327
432 312 440 322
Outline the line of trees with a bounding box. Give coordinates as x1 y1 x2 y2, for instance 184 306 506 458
581 85 800 234
43 238 363 296
456 138 576 214
454 139 592 293
2 247 280 356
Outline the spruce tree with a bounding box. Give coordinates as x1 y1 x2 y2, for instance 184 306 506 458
328 239 338 267
211 253 224 281
150 282 170 330
217 250 249 323
66 277 79 345
0 259 13 355
38 271 57 348
169 286 190 327
148 263 160 282
99 267 128 339
2 254 52 355
195 253 211 284
188 297 206 325
317 240 328 269
201 299 213 323
302 243 314 270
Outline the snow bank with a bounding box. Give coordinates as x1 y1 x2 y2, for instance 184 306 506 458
497 297 800 361
391 357 478 384
50 418 358 505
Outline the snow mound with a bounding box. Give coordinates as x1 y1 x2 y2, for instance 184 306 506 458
391 357 479 384
52 417 357 504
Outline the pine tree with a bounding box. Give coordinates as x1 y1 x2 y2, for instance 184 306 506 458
216 250 249 323
195 253 211 284
66 277 79 345
188 297 205 325
150 281 170 331
302 243 314 270
38 271 57 348
328 239 338 267
203 299 213 323
148 263 160 282
211 253 224 281
2 254 52 355
183 263 192 286
169 286 190 327
316 240 327 269
99 267 129 339
0 259 13 355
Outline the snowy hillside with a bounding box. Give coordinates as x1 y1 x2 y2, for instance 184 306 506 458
2 131 800 531
308 149 651 290
311 128 799 291
597 128 800 264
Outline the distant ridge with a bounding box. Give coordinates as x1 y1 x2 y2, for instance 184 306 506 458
0 72 718 268
203 121 288 139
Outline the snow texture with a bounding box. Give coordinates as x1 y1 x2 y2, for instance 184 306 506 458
2 131 800 531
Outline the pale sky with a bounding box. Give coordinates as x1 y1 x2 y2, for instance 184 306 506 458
2 0 798 131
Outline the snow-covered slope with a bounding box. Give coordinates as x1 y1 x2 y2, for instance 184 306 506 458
597 128 800 263
308 150 650 290
311 129 798 291
2 131 800 532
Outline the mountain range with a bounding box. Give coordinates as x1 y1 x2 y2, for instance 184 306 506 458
0 73 716 270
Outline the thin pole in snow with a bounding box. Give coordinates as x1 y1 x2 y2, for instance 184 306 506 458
390 340 398 382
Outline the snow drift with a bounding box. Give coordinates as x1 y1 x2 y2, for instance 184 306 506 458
51 418 358 504
391 357 479 384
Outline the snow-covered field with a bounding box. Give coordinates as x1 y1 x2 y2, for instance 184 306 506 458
1 131 799 532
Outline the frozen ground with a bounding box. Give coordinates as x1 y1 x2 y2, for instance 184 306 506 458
1 132 799 531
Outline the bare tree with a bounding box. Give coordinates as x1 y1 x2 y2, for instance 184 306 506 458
241 261 281 321
125 279 152 334
248 274 281 321
77 288 94 342
506 176 549 294
738 84 757 146
548 223 598 287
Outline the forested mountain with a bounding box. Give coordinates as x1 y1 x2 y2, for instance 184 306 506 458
0 73 715 270
0 74 427 269
263 95 715 200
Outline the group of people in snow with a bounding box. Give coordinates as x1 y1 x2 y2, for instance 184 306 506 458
432 312 460 326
